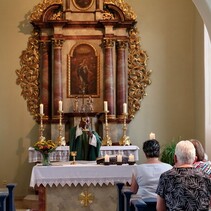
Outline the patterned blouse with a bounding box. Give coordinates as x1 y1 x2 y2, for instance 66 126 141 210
194 161 211 177
156 167 211 211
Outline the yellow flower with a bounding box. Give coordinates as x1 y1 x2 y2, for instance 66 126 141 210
34 140 57 153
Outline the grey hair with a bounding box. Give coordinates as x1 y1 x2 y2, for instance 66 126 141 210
175 140 196 164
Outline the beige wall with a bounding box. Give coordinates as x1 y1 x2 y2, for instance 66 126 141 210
0 0 204 197
127 0 204 161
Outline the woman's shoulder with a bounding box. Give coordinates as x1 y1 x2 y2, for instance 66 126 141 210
160 162 172 167
157 162 172 170
194 160 211 176
138 162 172 168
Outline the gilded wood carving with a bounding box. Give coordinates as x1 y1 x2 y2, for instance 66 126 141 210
16 0 151 121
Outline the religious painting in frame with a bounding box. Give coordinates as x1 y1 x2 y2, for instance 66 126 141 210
67 42 100 98
72 0 94 10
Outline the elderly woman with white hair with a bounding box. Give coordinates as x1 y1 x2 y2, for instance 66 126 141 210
156 140 211 211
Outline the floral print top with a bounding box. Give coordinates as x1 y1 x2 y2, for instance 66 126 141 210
156 167 211 211
194 161 211 177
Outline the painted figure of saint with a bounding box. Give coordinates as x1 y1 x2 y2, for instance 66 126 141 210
77 59 89 94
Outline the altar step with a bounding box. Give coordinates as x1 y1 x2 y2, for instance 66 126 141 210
22 194 39 210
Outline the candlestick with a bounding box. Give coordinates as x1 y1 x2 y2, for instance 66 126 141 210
119 112 131 146
123 103 127 114
39 113 45 141
102 109 112 146
59 100 63 112
40 104 44 115
149 132 155 140
104 101 108 112
56 109 66 146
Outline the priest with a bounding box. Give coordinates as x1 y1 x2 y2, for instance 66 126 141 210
69 117 102 161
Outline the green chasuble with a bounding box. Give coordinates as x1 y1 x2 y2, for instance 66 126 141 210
69 126 102 161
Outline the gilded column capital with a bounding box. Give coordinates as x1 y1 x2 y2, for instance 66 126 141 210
103 38 115 48
116 40 128 49
39 40 51 52
52 38 64 49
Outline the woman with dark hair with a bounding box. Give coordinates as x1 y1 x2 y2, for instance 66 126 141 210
190 139 211 177
130 139 172 199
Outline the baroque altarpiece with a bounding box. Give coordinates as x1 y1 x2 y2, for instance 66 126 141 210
16 0 151 143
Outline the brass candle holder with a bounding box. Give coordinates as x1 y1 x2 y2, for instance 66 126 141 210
119 112 131 146
102 111 112 146
39 113 46 141
56 110 66 146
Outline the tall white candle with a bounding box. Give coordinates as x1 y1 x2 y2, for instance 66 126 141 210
40 104 44 115
104 154 110 162
104 101 108 112
128 154 135 162
123 103 127 114
149 132 156 139
59 100 63 112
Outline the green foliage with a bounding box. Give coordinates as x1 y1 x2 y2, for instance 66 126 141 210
160 136 182 166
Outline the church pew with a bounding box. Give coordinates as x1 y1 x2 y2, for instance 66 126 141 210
142 197 157 211
0 191 8 211
116 182 125 211
116 182 132 211
6 184 16 211
120 187 157 211
130 199 147 211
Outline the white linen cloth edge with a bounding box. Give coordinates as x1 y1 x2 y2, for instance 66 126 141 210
89 134 97 147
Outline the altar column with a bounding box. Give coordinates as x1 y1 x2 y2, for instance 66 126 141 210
103 38 115 118
65 0 70 10
52 38 64 116
40 38 50 117
116 40 127 118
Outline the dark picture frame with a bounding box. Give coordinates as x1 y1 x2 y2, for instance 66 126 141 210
73 0 94 10
67 43 100 98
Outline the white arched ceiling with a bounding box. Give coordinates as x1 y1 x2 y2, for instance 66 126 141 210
192 0 211 41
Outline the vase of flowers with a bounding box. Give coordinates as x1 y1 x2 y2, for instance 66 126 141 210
33 139 57 166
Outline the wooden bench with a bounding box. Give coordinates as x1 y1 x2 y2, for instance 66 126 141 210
0 183 16 211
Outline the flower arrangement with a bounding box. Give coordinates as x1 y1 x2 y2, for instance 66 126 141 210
34 139 57 154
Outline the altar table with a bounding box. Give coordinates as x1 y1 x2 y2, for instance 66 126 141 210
28 145 139 163
30 161 135 211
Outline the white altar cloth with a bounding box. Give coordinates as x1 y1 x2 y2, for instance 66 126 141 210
30 161 135 188
28 145 140 162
